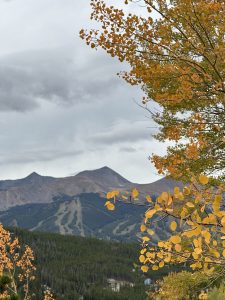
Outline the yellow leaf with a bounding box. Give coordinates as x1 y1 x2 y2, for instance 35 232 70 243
167 196 173 206
215 194 222 202
213 240 217 246
178 192 184 201
132 188 139 199
210 249 220 258
161 192 169 201
139 255 145 263
141 265 149 273
204 231 211 244
199 174 209 185
146 195 152 203
142 236 150 242
155 204 162 211
146 252 151 258
193 211 202 223
186 202 195 208
222 250 225 258
145 209 156 219
193 239 199 248
140 224 146 232
146 252 155 258
183 186 191 195
159 261 164 268
106 192 113 199
180 207 188 219
175 244 182 252
221 216 225 226
140 248 146 254
203 214 217 224
165 208 174 213
164 255 171 263
205 257 212 263
192 252 199 259
194 248 202 255
152 265 159 271
190 262 202 270
186 220 194 226
105 201 115 211
170 221 177 231
157 252 163 259
174 187 180 195
147 229 155 235
170 235 181 244
158 241 164 248
183 226 201 238
106 190 119 199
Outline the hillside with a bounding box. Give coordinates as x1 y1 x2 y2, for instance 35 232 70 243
11 227 181 300
0 193 171 242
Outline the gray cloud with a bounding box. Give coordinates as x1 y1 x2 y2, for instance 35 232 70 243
0 149 82 165
90 120 154 145
0 0 164 183
119 146 137 153
0 48 125 112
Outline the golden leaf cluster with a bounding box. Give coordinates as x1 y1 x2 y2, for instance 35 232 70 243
43 287 55 300
0 224 55 300
81 0 225 181
82 0 225 281
137 175 225 273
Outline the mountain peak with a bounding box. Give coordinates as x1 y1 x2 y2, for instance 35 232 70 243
26 172 41 178
86 166 117 174
75 166 130 187
99 166 112 171
77 166 123 177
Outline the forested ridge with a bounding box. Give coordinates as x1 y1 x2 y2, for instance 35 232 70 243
9 228 176 300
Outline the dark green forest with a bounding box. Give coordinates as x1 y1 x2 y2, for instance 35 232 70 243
10 228 178 300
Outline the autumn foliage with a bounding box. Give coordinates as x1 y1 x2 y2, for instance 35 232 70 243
0 224 54 300
80 0 225 181
43 287 55 300
81 0 225 292
106 177 225 274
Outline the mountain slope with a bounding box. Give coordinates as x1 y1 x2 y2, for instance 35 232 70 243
0 167 180 241
0 166 180 211
0 193 144 240
0 193 171 242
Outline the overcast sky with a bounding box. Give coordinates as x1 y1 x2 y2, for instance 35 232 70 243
0 0 167 183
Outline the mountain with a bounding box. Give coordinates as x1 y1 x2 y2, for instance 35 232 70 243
0 193 146 241
0 166 180 211
0 167 181 240
76 166 131 187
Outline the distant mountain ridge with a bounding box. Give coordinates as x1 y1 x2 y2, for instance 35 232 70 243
0 166 180 211
0 167 182 241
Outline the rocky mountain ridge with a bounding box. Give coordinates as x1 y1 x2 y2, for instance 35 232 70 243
0 167 181 241
0 166 180 211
